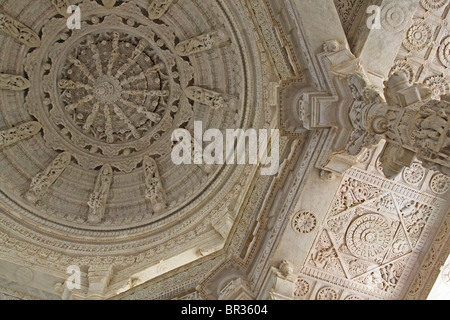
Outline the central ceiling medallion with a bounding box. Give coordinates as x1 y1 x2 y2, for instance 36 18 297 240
25 7 193 172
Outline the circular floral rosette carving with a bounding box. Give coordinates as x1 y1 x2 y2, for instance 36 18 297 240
429 173 450 194
403 20 432 52
316 287 339 300
420 0 450 10
390 60 415 85
381 2 410 33
292 211 317 234
25 6 193 172
424 75 450 100
346 214 393 262
438 36 450 68
403 162 426 185
294 278 310 298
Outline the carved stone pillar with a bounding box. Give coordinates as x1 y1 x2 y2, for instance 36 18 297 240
347 70 449 177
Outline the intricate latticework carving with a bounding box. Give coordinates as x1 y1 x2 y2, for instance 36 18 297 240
148 0 174 20
50 0 71 16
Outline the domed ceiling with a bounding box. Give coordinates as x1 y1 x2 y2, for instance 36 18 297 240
0 0 267 274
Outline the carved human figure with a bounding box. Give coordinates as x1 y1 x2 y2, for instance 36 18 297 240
0 122 42 148
26 152 71 203
0 74 30 90
0 13 40 47
143 156 167 214
88 164 113 224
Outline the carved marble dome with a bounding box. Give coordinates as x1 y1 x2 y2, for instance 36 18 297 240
0 0 265 265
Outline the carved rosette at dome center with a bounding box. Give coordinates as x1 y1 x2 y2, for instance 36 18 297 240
25 7 192 172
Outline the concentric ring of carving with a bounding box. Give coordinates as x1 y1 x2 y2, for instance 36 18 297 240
25 8 191 172
403 162 426 185
346 214 393 261
404 20 432 52
292 211 317 234
420 0 450 10
438 36 450 68
429 173 450 194
294 278 310 298
316 287 338 300
16 0 254 234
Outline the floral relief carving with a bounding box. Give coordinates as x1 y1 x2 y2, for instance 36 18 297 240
300 167 445 299
292 211 317 234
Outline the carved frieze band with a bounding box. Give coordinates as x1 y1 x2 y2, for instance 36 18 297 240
246 0 295 78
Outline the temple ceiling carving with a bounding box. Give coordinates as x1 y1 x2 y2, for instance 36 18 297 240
0 0 448 301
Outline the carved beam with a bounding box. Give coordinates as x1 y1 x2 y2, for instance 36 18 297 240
0 12 40 47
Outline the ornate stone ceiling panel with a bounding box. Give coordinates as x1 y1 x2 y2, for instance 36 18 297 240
0 0 267 291
391 1 450 99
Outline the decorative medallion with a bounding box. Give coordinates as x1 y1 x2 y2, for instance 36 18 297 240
316 287 339 300
420 0 450 11
345 214 393 262
429 173 450 194
424 75 450 100
402 162 426 185
294 278 310 298
438 36 450 68
403 20 432 52
292 211 317 234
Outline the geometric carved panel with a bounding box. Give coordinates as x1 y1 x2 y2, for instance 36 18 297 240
300 166 448 299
